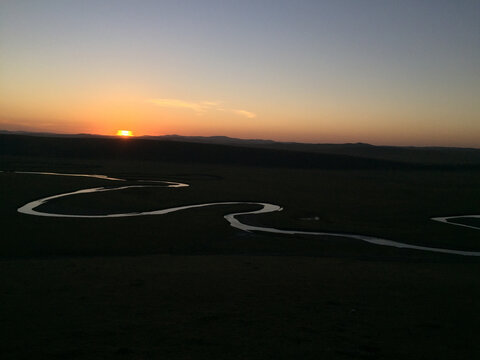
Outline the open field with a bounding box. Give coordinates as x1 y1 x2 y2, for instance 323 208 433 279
1 134 480 359
2 255 479 360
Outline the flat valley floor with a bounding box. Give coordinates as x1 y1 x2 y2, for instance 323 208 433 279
1 153 479 359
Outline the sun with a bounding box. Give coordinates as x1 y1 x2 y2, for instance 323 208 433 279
116 130 133 137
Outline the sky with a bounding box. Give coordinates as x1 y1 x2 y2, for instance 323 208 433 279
1 0 479 146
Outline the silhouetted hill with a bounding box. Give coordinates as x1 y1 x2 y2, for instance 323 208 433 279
0 130 104 138
2 133 479 170
143 134 277 146
141 135 480 165
1 131 479 167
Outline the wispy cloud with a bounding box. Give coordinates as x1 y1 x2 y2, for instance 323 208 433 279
147 98 256 118
146 99 219 113
232 109 256 119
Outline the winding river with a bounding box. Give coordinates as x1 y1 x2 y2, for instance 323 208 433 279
12 171 480 257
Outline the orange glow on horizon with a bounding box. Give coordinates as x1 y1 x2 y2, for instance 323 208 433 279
116 130 133 137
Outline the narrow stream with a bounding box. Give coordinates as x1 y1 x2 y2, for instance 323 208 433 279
12 171 480 257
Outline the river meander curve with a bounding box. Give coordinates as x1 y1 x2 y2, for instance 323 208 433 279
12 171 480 257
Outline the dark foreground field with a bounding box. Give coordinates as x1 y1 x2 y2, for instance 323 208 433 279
1 135 479 359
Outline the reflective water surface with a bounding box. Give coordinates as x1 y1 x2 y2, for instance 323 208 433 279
13 171 480 257
431 215 480 231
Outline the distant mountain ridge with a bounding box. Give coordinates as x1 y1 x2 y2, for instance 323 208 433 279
1 130 479 165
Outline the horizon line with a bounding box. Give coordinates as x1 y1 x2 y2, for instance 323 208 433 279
1 129 479 150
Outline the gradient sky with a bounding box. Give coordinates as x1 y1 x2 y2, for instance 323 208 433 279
1 0 479 146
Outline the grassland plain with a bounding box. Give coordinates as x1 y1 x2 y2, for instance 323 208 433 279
1 137 480 359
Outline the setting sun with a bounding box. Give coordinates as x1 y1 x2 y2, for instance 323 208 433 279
116 130 133 137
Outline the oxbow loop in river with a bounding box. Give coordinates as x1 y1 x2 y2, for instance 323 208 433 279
11 171 480 257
